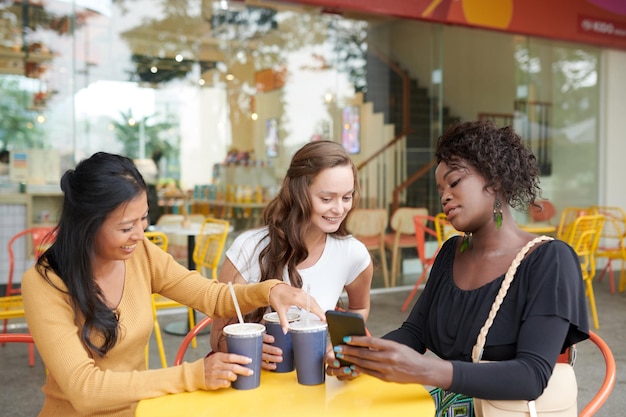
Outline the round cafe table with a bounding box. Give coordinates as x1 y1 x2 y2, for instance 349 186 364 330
135 371 435 417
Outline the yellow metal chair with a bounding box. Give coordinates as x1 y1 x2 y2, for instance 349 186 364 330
434 212 462 245
590 205 626 294
383 207 429 287
144 231 195 368
562 214 605 329
178 218 230 351
556 206 598 241
346 208 389 287
192 217 231 281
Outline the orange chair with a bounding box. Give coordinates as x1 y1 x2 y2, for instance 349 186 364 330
174 316 213 366
384 207 429 287
173 313 370 367
579 331 617 417
6 226 56 297
401 214 447 312
347 208 389 287
0 332 34 344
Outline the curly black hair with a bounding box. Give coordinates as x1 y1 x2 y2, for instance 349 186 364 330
435 120 541 210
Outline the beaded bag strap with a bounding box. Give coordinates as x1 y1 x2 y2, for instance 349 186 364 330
471 235 554 363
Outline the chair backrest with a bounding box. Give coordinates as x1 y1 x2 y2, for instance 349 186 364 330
556 207 598 241
174 316 213 366
433 212 461 245
579 331 616 417
412 214 439 264
7 226 56 296
0 333 34 344
589 205 626 248
144 231 169 251
390 207 428 236
347 208 388 241
192 218 230 280
564 214 605 281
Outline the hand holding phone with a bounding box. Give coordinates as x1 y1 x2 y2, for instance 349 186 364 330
325 310 366 367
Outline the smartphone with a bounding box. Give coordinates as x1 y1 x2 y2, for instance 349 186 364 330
325 310 367 366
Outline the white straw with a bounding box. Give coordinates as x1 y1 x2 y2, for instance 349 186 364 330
228 282 245 324
306 284 311 325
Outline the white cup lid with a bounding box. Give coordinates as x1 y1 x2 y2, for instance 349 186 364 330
263 311 300 323
288 319 327 332
223 322 265 337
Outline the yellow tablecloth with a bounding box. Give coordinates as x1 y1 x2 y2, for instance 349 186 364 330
135 371 435 417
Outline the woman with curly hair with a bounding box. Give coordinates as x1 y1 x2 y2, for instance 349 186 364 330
210 141 372 370
326 120 589 416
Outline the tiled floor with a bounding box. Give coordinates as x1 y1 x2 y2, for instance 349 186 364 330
2 272 625 417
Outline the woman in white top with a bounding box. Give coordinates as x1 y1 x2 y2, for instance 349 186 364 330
210 141 373 370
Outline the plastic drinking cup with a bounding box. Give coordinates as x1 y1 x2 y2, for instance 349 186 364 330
223 322 265 390
263 311 300 373
288 319 328 385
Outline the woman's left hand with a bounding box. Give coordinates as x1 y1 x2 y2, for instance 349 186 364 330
268 283 325 332
333 336 435 384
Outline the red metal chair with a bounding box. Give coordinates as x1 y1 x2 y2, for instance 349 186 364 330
401 214 444 312
0 332 37 367
173 312 371 367
2 226 55 366
0 333 34 344
6 226 57 297
579 331 616 417
174 316 213 366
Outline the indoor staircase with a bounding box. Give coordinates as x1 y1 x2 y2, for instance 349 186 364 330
361 50 460 215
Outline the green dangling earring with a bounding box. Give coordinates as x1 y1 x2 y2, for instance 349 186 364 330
460 232 471 253
494 198 503 230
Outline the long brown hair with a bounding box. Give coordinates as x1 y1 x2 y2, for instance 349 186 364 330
248 141 360 322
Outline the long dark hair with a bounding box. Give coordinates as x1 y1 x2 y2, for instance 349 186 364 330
248 141 360 322
37 152 147 357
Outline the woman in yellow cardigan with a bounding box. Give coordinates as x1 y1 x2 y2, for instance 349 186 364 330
22 152 324 417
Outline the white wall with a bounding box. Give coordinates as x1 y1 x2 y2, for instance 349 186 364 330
179 87 230 189
600 49 626 210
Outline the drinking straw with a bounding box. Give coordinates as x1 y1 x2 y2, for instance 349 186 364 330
228 281 245 324
306 284 311 325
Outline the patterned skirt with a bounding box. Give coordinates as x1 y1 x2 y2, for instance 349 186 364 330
430 387 475 417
